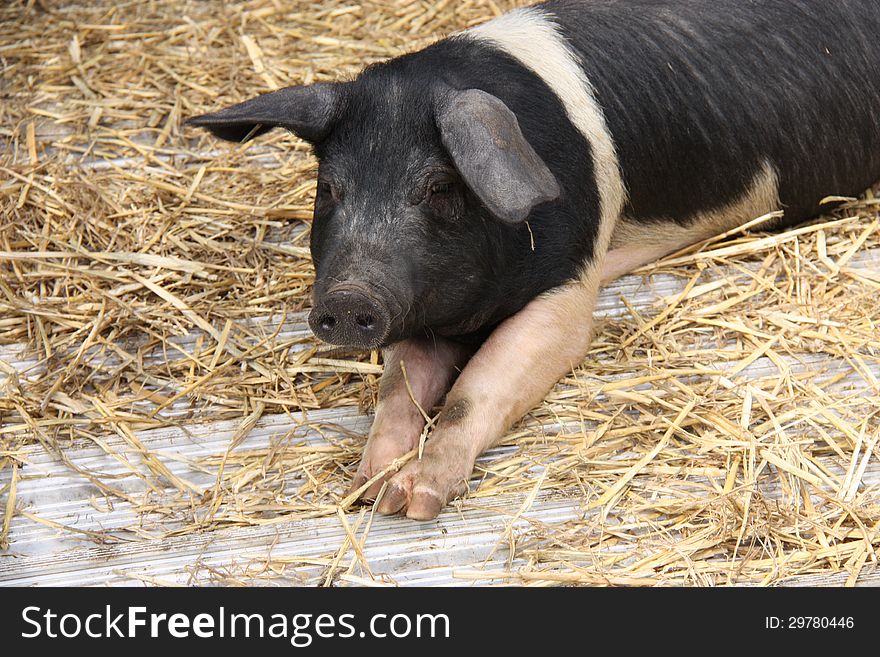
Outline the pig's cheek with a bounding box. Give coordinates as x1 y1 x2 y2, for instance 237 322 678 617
376 449 472 520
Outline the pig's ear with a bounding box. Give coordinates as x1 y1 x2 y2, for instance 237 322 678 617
186 83 340 144
436 89 560 224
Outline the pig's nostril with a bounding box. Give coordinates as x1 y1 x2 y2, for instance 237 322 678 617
355 314 375 330
319 315 337 331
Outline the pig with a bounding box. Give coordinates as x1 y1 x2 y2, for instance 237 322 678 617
188 0 880 520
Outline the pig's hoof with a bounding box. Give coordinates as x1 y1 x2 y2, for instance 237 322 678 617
376 460 469 520
407 487 446 521
375 481 410 515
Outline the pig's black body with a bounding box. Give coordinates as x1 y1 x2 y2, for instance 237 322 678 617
191 0 880 348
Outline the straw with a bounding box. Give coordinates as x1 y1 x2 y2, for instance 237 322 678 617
1 0 878 586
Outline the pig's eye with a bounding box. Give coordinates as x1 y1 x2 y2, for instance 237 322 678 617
425 180 453 202
429 182 453 196
422 178 459 217
316 179 339 204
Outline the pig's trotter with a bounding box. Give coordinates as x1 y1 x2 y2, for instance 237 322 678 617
376 410 475 519
378 273 603 520
348 337 471 501
377 443 471 520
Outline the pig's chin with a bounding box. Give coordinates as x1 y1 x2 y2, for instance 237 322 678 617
430 308 496 340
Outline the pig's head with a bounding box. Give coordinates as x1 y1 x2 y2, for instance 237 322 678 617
188 59 559 350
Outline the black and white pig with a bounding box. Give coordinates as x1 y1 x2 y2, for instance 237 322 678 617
189 0 880 520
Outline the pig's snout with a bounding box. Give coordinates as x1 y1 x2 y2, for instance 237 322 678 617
309 283 391 348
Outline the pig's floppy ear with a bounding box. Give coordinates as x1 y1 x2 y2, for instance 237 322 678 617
436 89 560 224
187 83 340 144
